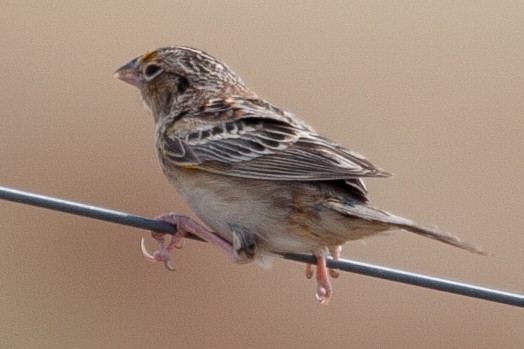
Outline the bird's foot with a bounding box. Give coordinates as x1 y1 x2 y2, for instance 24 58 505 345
304 245 342 304
141 230 181 271
141 212 252 271
328 245 341 278
313 255 332 304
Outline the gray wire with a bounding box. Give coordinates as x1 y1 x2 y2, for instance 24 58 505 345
1 185 523 308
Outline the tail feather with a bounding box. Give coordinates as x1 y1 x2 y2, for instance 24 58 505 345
325 200 486 255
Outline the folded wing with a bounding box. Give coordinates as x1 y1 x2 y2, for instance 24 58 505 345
161 98 391 182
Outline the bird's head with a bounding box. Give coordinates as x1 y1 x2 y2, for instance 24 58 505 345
115 46 251 121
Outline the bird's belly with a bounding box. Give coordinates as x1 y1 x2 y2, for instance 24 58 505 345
165 168 342 253
165 167 383 254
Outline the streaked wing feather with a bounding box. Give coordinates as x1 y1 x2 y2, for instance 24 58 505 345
161 98 390 182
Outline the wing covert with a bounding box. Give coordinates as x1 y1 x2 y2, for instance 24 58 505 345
160 98 391 181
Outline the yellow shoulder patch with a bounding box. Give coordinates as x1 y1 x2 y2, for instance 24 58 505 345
181 163 200 170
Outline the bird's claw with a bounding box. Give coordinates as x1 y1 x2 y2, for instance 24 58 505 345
141 237 176 271
305 264 314 279
316 285 329 305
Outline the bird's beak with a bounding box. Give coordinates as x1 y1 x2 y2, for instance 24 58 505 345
114 57 139 87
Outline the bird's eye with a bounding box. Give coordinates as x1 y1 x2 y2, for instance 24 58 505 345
143 64 163 80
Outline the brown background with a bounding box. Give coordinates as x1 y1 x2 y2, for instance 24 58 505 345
1 1 523 348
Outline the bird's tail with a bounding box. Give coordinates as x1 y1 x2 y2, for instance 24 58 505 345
325 200 486 255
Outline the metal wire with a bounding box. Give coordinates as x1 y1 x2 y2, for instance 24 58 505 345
1 184 523 308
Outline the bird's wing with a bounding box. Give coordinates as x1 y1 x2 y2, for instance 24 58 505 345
160 97 391 181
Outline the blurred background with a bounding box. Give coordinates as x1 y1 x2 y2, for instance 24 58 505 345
1 1 523 348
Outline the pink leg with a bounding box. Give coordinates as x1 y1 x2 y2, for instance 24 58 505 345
141 212 251 271
306 245 342 304
314 255 332 305
304 246 340 303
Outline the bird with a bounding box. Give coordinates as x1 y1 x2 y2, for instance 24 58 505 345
114 46 484 304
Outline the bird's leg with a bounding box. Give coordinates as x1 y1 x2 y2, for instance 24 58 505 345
304 246 341 303
141 212 252 271
314 254 332 305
